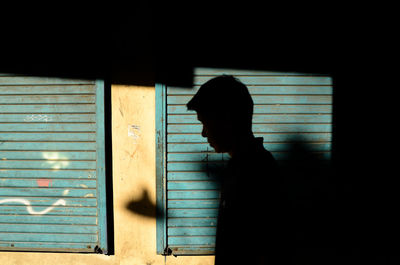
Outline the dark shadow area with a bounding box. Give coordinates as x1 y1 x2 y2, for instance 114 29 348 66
0 2 343 86
203 141 341 264
104 79 115 255
0 2 155 86
278 141 338 265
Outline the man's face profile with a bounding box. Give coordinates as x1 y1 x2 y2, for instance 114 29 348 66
188 75 254 155
197 112 233 153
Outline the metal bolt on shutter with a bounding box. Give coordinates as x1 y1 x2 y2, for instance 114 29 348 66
156 68 333 255
0 74 107 253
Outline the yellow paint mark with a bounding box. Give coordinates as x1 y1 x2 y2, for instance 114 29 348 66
80 184 88 188
84 193 94 198
62 189 70 196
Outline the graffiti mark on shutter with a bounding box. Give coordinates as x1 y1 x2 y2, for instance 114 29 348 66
24 114 52 122
0 198 66 215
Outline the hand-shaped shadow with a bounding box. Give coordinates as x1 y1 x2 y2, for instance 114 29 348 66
126 189 157 218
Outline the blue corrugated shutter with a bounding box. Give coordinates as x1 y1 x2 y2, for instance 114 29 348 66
0 74 107 253
156 68 333 255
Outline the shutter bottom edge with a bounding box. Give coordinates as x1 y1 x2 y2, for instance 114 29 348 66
168 245 215 256
0 244 97 253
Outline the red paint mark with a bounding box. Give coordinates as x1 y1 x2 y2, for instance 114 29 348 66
37 179 52 187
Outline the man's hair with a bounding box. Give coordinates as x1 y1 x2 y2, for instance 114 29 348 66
187 75 254 131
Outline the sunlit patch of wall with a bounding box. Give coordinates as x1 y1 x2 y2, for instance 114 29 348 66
112 84 215 265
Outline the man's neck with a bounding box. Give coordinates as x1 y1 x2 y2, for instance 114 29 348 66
229 132 256 158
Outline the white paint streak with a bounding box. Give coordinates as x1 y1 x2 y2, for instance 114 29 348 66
42 152 70 169
0 198 66 215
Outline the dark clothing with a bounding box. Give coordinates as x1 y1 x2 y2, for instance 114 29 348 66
215 137 292 265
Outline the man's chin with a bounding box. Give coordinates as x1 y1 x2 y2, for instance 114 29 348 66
209 143 228 153
211 146 225 153
209 144 218 153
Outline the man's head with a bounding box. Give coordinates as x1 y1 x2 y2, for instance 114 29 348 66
187 75 254 153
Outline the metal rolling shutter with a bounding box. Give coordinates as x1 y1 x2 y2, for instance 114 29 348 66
0 74 107 253
156 68 333 255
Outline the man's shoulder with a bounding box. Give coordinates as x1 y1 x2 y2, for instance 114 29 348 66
254 144 277 166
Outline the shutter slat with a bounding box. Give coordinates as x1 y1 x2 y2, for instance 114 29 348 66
0 233 97 243
168 95 332 105
0 242 97 252
168 209 219 218
168 191 220 200
0 215 97 225
0 197 96 207
168 85 333 95
0 188 96 197
168 227 217 236
0 85 95 94
167 153 228 162
168 200 220 209
168 236 216 246
0 224 97 233
168 172 220 181
168 124 332 133
168 218 218 227
0 142 96 151
167 181 221 190
0 123 95 132
0 104 95 113
0 114 95 122
168 133 332 143
0 206 97 216
194 76 332 85
168 104 332 114
0 170 96 179
0 151 96 160
0 133 96 141
0 76 94 85
0 95 95 104
168 143 332 153
193 68 326 76
168 162 226 172
0 179 96 188
0 160 96 169
168 114 332 124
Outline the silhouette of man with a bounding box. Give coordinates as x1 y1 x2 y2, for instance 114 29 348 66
187 75 291 265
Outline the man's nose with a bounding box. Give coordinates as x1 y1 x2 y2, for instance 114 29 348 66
201 126 207 138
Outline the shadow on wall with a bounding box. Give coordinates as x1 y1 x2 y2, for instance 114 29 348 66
126 190 157 218
125 137 345 264
278 140 338 264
